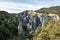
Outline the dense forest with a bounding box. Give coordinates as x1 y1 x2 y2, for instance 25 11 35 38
0 11 19 40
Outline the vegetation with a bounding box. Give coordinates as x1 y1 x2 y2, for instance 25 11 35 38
32 14 60 40
35 6 60 14
0 11 18 40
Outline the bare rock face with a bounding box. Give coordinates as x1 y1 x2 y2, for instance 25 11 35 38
18 10 59 35
48 14 59 21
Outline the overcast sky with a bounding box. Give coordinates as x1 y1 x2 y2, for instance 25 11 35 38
0 0 60 13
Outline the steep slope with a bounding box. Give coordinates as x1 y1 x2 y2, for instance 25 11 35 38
18 10 59 40
32 14 60 40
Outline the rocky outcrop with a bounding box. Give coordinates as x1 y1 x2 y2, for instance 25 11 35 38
48 14 59 21
18 10 59 35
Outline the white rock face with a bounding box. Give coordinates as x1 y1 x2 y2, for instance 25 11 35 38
18 10 59 35
27 23 32 31
48 14 59 21
18 23 23 35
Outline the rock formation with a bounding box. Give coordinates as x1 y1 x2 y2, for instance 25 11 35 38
18 10 59 35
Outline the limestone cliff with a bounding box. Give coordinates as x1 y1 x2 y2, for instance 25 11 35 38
18 10 59 36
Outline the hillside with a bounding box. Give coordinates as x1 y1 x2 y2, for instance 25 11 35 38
32 15 60 40
0 11 18 40
35 6 60 14
31 6 60 40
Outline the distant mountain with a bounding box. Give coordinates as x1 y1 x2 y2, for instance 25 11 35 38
0 11 9 15
35 6 60 14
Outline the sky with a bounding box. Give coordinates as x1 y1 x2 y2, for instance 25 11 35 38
0 0 60 13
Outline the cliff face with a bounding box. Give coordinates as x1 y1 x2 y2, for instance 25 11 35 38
18 10 41 34
18 10 59 36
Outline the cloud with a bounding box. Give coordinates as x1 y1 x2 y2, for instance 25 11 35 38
0 2 48 13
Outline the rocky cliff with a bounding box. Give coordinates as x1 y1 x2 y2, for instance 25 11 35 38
18 10 59 37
